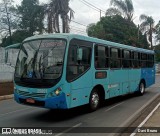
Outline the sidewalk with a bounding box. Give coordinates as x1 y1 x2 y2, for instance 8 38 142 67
135 103 160 136
0 94 13 101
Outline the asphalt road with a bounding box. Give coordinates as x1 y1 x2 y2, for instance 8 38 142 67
0 76 160 135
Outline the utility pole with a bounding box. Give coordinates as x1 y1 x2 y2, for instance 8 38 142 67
138 24 140 41
100 9 101 20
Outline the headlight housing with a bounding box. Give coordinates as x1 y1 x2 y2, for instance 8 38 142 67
14 87 19 94
48 87 62 98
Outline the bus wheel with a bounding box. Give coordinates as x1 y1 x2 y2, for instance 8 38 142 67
89 89 100 111
138 81 145 96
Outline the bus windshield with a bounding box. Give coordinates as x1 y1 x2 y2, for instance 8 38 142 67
15 39 66 81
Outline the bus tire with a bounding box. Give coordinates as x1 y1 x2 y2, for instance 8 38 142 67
89 89 100 111
138 81 145 96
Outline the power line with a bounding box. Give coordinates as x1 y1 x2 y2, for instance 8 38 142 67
80 0 106 13
78 0 106 20
70 28 86 33
70 25 86 31
71 20 87 27
79 0 100 12
0 10 88 29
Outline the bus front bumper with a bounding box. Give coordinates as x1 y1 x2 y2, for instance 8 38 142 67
14 93 68 109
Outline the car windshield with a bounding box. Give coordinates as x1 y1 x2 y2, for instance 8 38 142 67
15 39 66 80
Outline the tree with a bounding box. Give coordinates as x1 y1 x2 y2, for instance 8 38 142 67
18 0 45 36
106 0 134 22
139 14 156 49
87 15 149 49
87 23 106 39
154 44 160 62
0 0 19 45
46 0 74 33
0 30 31 47
155 21 160 43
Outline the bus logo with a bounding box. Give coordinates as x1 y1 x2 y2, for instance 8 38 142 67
28 71 33 78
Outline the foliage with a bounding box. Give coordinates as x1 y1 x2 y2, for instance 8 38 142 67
0 30 31 47
154 44 160 62
18 0 45 35
155 21 160 43
0 0 19 44
139 14 156 49
87 15 149 48
46 0 74 33
106 0 134 22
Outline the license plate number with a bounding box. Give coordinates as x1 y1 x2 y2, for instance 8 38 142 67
26 98 35 104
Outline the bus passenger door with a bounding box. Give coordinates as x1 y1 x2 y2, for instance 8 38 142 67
66 39 93 108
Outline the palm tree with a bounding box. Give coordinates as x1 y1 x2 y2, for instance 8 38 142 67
106 0 134 22
46 0 74 33
139 14 156 49
155 21 160 43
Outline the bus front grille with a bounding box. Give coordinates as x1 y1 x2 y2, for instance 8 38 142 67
18 90 46 98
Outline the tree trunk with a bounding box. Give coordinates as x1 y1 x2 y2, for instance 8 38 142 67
55 14 60 33
150 24 153 50
5 2 12 44
62 16 66 33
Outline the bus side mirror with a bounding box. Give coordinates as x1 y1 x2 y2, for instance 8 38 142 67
77 48 83 60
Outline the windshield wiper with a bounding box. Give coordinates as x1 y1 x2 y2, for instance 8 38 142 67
20 40 42 79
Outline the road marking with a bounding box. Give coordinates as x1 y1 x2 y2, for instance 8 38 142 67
0 107 32 117
130 102 160 136
105 102 124 112
55 123 82 136
119 92 160 128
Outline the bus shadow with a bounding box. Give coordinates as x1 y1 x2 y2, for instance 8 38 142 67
33 92 143 122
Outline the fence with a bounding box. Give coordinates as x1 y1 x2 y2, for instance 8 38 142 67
0 47 18 82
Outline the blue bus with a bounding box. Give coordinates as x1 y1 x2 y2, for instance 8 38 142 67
13 34 155 111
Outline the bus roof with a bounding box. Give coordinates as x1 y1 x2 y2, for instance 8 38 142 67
23 33 154 54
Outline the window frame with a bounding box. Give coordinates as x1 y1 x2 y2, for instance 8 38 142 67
66 39 93 82
121 49 132 69
94 44 109 70
110 47 121 69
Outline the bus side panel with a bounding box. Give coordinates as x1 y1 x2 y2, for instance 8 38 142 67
141 67 155 88
93 70 110 100
129 69 141 92
109 69 130 97
69 69 93 108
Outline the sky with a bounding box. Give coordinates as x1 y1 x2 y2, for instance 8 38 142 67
1 0 160 43
12 0 160 34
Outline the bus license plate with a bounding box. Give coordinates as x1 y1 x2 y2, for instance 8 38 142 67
26 98 35 104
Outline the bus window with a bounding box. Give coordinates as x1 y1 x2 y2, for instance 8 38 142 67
141 53 147 68
67 40 92 82
132 52 140 68
110 48 121 68
95 45 109 69
148 54 154 68
122 50 131 68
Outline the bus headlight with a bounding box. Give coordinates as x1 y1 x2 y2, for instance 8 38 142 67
48 87 62 98
54 87 62 96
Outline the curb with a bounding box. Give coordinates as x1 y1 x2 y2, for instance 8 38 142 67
119 92 160 128
0 94 13 101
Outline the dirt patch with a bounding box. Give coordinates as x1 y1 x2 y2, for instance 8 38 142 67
0 82 14 96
